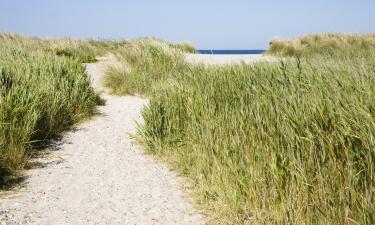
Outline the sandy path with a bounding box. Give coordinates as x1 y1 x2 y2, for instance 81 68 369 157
0 59 204 225
185 53 276 65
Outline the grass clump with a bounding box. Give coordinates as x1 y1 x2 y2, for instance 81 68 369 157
105 33 375 224
268 33 375 56
0 33 126 63
103 38 194 95
0 34 102 185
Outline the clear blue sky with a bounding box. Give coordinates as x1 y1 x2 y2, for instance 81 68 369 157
0 0 374 49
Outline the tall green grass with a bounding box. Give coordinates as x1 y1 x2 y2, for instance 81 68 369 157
0 34 103 184
103 38 194 95
105 34 375 224
268 33 375 56
0 33 125 63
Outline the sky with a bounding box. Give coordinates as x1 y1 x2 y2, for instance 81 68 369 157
0 0 374 49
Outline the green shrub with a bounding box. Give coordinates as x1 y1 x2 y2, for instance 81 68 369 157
52 48 97 63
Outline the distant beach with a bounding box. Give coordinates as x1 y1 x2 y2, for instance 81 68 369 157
185 53 275 65
197 49 266 54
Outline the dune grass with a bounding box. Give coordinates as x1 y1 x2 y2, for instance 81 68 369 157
0 33 126 63
104 33 375 224
0 33 107 185
268 33 375 56
103 38 193 95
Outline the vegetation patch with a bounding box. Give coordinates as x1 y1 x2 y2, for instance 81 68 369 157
103 38 193 95
0 33 106 185
268 33 375 56
2 32 374 224
105 33 375 224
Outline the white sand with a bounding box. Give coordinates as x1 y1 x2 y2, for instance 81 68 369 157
185 53 277 65
0 58 204 225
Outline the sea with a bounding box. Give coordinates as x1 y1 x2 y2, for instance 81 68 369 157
197 50 266 55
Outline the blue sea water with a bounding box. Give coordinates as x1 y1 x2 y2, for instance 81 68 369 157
197 50 266 54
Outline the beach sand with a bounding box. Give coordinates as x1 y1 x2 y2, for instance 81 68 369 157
185 53 277 65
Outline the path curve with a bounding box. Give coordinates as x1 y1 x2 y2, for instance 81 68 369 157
0 58 204 225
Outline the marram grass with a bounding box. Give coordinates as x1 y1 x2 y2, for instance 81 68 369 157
2 32 374 224
268 32 375 56
105 33 375 224
0 32 125 63
0 33 105 185
103 38 194 95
